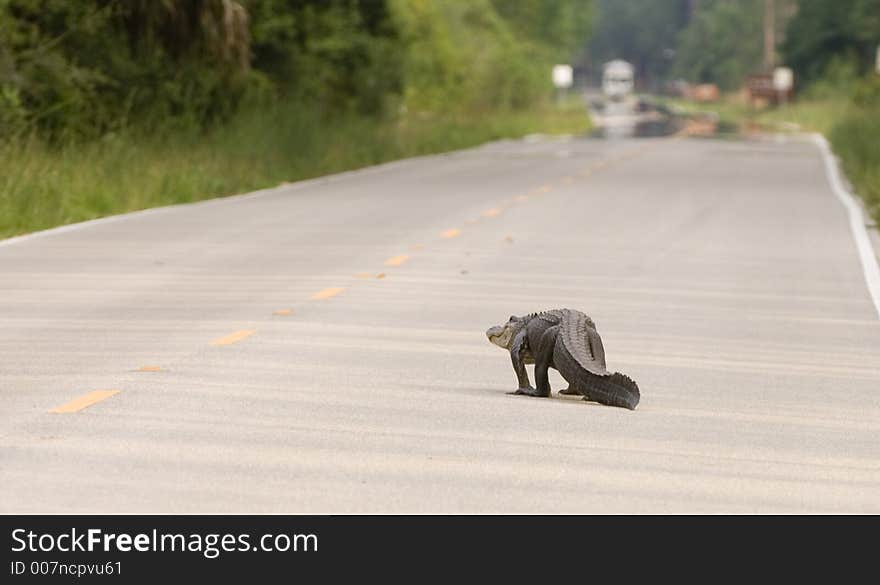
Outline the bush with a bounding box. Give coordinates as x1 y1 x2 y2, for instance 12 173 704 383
1 0 589 141
852 75 880 108
829 105 880 222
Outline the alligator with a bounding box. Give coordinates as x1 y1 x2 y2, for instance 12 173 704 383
485 309 640 410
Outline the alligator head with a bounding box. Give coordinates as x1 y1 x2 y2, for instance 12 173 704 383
486 315 525 350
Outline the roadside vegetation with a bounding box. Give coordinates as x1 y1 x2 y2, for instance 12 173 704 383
0 1 592 239
0 96 589 239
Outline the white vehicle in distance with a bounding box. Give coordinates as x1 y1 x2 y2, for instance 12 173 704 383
602 60 634 102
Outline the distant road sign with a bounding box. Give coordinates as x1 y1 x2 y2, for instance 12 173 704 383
747 72 793 104
552 65 573 89
773 67 793 92
747 74 774 98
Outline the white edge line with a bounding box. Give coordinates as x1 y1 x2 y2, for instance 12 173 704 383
0 134 564 250
812 133 880 320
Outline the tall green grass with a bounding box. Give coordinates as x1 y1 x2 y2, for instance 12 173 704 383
754 98 854 135
0 99 590 239
830 111 880 223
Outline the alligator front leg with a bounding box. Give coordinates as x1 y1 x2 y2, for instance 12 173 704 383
558 386 579 395
530 325 559 398
513 326 557 398
507 329 537 395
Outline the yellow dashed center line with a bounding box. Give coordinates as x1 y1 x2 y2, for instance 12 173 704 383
50 390 120 414
384 254 410 267
45 149 652 421
210 329 256 346
310 287 345 300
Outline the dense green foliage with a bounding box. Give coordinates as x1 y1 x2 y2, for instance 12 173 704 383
0 0 594 238
832 108 880 223
588 0 878 93
782 0 880 86
588 0 793 90
491 0 593 60
0 0 253 139
0 0 593 141
673 0 764 90
829 74 880 224
248 0 403 114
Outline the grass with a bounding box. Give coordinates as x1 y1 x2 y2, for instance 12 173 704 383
660 96 749 129
753 98 854 135
662 94 854 134
0 98 591 240
829 110 880 223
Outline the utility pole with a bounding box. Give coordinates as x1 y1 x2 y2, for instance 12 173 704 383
764 0 776 71
687 0 699 22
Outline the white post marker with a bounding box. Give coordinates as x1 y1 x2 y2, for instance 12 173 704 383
813 134 880 320
772 67 793 92
773 67 793 104
552 65 573 89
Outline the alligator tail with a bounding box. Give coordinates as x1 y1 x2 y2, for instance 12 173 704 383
553 329 641 410
584 371 640 410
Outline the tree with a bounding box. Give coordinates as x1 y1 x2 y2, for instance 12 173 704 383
782 0 880 85
1 0 598 140
247 0 403 113
588 0 690 89
491 0 592 60
673 0 764 90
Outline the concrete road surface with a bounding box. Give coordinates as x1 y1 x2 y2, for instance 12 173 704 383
2 133 879 513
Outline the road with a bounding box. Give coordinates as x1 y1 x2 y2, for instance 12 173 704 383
2 132 879 513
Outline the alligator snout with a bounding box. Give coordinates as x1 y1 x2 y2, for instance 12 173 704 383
486 323 513 349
